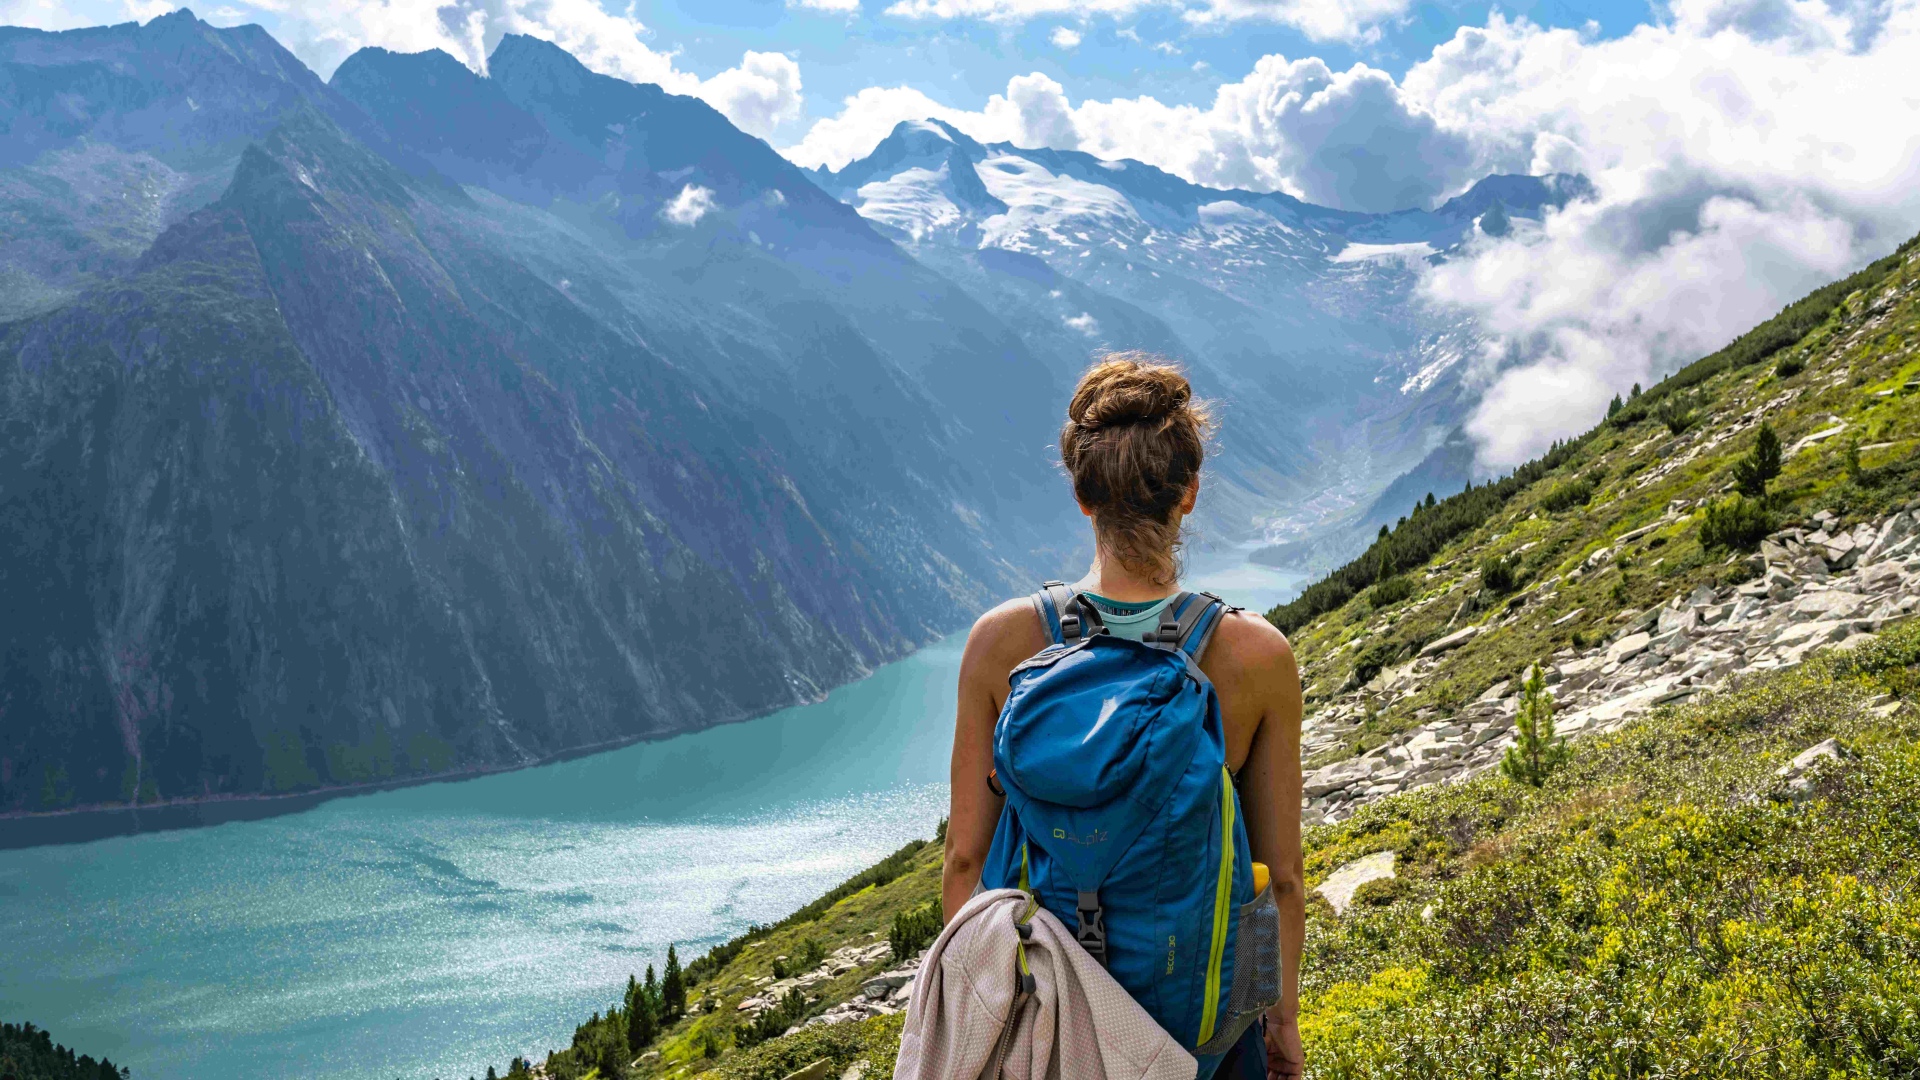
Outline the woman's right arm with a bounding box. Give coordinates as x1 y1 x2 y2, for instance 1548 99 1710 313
941 599 1043 922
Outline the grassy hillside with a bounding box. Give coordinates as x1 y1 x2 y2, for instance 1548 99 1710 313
1272 234 1919 761
501 236 1920 1079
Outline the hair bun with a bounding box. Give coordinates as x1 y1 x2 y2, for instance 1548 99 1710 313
1058 353 1211 586
1069 358 1191 431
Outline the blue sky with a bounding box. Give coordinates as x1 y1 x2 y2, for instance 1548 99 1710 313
647 0 1646 124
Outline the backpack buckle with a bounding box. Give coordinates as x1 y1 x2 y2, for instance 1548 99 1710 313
1074 890 1108 966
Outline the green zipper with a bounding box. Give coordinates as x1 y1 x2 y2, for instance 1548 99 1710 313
1197 766 1235 1046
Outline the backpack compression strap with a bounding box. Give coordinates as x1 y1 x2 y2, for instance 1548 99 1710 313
1032 581 1106 645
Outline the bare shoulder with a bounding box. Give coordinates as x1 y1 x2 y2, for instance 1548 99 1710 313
1206 608 1298 681
961 595 1050 677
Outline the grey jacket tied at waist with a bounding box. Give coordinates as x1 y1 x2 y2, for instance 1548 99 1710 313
894 888 1198 1080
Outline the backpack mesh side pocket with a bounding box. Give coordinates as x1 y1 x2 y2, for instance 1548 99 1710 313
1193 883 1283 1056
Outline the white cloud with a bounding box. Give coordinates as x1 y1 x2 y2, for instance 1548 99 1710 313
661 184 717 226
876 0 1409 41
1404 8 1920 466
0 0 113 28
790 0 861 11
24 0 809 140
697 50 805 138
1049 25 1082 48
787 56 1471 211
1065 311 1101 335
783 85 972 170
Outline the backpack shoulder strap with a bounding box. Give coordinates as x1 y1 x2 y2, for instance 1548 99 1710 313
1031 581 1104 645
1173 591 1237 664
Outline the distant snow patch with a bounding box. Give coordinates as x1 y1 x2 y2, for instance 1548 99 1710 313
662 185 716 226
902 119 953 141
855 166 961 240
975 154 1141 249
1064 312 1100 336
1330 241 1435 266
1198 201 1278 228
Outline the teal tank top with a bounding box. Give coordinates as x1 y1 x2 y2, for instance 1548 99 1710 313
1079 591 1179 642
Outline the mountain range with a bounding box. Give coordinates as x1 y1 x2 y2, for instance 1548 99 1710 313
0 10 1589 817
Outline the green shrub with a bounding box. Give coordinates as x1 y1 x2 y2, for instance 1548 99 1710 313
1479 553 1517 594
1350 876 1412 908
713 1014 904 1080
1538 478 1596 513
890 904 940 962
1732 422 1784 498
1367 576 1415 609
1775 352 1806 378
797 938 827 970
1700 494 1775 551
735 989 810 1050
1350 639 1404 689
1656 393 1699 434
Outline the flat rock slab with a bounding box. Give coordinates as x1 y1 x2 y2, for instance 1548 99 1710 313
1317 850 1396 915
1419 625 1481 657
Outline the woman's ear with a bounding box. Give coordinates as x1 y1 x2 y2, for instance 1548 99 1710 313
1077 499 1096 519
1180 479 1199 516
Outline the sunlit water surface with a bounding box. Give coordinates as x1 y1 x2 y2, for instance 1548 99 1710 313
0 558 1301 1080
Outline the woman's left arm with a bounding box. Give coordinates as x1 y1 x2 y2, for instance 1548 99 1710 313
1228 616 1306 1077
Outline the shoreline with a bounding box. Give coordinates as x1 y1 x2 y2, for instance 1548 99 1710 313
0 662 873 851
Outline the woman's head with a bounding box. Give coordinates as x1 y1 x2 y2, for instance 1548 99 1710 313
1060 353 1211 586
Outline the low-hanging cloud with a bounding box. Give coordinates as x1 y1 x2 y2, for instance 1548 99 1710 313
1409 4 1920 468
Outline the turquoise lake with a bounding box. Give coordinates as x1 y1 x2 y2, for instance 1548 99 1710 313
0 557 1300 1080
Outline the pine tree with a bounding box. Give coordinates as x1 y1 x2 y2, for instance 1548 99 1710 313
662 945 685 1019
626 970 658 1051
1630 382 1642 398
1501 663 1570 787
1606 393 1624 417
1732 422 1784 498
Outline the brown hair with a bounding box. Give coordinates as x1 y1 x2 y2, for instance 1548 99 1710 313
1060 353 1211 586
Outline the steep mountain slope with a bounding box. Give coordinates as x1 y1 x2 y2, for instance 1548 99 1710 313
0 17 1073 817
328 41 1068 550
811 120 1592 527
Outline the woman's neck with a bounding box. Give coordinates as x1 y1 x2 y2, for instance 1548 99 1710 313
1075 549 1178 602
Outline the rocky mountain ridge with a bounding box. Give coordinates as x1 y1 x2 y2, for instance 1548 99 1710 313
0 15 1070 818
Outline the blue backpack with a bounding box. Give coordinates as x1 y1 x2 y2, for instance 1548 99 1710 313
980 583 1282 1057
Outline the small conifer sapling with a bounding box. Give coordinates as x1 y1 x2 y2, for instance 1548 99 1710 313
1501 663 1570 787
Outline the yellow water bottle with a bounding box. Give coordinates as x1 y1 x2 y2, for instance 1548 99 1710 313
1253 862 1270 895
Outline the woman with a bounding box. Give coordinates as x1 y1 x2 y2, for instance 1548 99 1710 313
942 355 1306 1079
